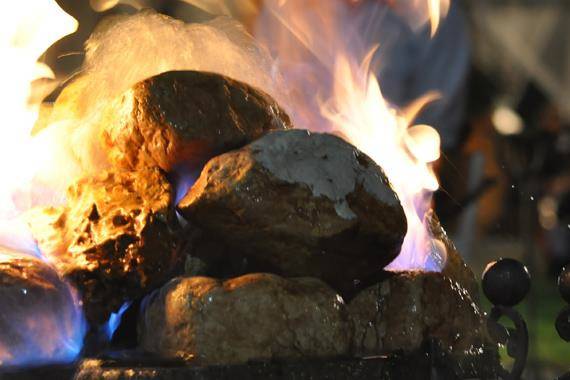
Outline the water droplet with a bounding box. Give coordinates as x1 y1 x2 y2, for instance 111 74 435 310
21 288 27 295
530 196 535 201
511 184 516 189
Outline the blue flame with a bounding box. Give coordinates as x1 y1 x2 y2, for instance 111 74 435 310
0 252 87 367
0 218 44 259
173 168 199 204
104 302 132 341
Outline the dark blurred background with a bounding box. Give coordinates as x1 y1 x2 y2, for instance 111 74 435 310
47 0 570 375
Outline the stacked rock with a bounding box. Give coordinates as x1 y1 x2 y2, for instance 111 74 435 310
27 69 491 364
140 125 409 363
27 70 292 325
177 129 407 293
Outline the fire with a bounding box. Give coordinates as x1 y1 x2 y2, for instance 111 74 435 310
0 2 77 220
428 0 451 36
0 0 451 366
0 0 85 367
250 0 449 270
321 55 445 270
185 0 450 270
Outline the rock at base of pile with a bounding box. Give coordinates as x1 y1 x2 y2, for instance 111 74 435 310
27 167 183 325
101 70 292 172
0 253 84 366
349 271 492 358
178 129 407 295
139 273 352 365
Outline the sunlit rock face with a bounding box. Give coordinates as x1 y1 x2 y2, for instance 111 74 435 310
0 254 85 366
27 167 184 324
100 70 292 172
349 271 488 357
178 130 407 295
40 11 285 189
139 273 352 365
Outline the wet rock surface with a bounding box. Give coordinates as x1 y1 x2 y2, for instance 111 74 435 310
428 212 479 299
71 343 500 380
139 273 352 365
0 253 83 365
349 271 489 357
27 168 183 325
102 70 292 172
178 130 406 294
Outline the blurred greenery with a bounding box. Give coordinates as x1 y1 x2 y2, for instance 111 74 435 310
480 275 570 372
526 277 570 370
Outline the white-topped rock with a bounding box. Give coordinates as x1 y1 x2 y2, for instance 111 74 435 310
251 130 399 220
178 130 406 295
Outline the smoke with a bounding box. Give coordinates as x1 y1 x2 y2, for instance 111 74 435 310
38 10 282 198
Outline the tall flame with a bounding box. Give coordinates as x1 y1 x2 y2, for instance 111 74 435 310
0 1 77 220
251 0 450 270
0 0 86 367
321 55 445 270
0 0 451 365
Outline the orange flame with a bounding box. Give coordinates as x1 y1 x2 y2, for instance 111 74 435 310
248 0 450 270
428 0 451 36
0 1 77 220
0 0 451 366
123 0 451 271
0 2 84 366
322 54 445 270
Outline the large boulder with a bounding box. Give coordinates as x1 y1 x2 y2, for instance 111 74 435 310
27 167 183 324
139 273 352 365
0 253 84 366
100 70 292 172
178 130 406 294
349 271 490 357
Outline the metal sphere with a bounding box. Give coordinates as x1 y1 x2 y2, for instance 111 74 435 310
556 307 570 342
558 266 570 304
482 258 531 307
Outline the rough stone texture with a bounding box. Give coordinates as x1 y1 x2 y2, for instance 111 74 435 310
0 253 83 366
428 211 479 299
178 130 406 294
139 273 352 365
101 70 292 172
27 167 183 325
71 345 501 380
349 271 491 358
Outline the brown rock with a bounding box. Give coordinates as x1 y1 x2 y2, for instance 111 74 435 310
27 167 183 324
428 211 479 298
139 273 351 365
0 253 84 366
101 70 292 172
178 130 406 294
349 271 489 357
